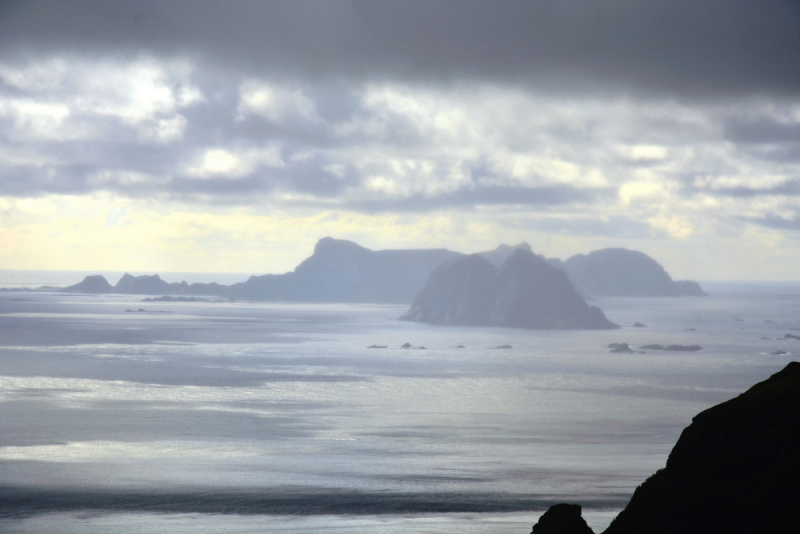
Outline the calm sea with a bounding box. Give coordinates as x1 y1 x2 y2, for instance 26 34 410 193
0 273 797 533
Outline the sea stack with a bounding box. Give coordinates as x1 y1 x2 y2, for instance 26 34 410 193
400 248 617 330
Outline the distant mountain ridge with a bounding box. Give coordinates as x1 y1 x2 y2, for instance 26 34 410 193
64 237 461 303
56 238 706 302
400 248 618 330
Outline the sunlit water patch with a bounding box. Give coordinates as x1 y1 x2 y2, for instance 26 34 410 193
0 285 797 532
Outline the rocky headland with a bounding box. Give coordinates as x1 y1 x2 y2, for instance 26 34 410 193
528 361 800 533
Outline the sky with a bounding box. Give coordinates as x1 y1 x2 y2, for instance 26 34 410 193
1 1 800 280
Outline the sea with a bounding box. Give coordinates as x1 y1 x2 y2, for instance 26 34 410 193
0 270 798 533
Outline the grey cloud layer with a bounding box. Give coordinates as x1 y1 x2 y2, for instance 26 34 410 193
2 1 799 97
2 61 800 230
1 2 800 242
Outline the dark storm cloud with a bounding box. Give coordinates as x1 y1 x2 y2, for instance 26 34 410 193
725 118 800 145
532 216 656 238
1 0 799 97
169 162 351 201
344 184 609 213
722 117 800 164
707 179 800 198
751 213 800 231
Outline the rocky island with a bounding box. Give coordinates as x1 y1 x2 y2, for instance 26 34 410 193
562 248 708 297
43 239 706 304
60 237 461 303
400 248 617 330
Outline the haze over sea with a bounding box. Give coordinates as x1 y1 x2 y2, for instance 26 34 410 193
0 272 798 533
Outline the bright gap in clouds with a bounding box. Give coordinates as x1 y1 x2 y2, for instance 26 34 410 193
0 55 799 280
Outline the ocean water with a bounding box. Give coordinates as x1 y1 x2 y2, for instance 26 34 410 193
0 276 797 533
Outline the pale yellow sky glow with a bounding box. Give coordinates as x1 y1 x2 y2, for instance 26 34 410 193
1 192 798 281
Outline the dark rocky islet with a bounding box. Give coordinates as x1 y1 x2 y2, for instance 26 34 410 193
608 343 634 353
530 503 594 534
639 344 702 352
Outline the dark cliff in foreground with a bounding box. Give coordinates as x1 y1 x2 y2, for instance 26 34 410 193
563 248 707 297
400 249 617 330
530 361 800 534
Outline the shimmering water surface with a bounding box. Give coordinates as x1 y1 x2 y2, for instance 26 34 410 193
0 278 797 533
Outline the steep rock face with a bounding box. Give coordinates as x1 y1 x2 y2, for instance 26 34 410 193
531 362 800 534
531 504 594 534
400 249 617 330
63 275 113 293
563 248 706 297
479 243 567 275
604 361 800 533
479 242 532 266
399 254 499 325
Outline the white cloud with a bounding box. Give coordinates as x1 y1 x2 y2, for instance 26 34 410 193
237 81 318 123
0 99 77 140
0 56 202 142
184 145 284 179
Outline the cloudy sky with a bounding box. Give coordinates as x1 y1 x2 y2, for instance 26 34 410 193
1 1 799 279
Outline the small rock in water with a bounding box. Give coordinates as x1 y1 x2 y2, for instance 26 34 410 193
530 503 594 534
455 344 465 348
414 346 427 350
761 337 771 340
772 350 789 355
640 344 702 352
400 343 412 349
765 320 775 323
608 342 634 353
632 322 647 327
493 344 513 349
784 334 800 340
367 344 387 349
685 328 696 331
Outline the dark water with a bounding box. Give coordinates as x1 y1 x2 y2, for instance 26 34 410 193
0 282 797 532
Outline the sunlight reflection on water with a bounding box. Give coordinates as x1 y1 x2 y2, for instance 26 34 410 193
0 286 797 532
